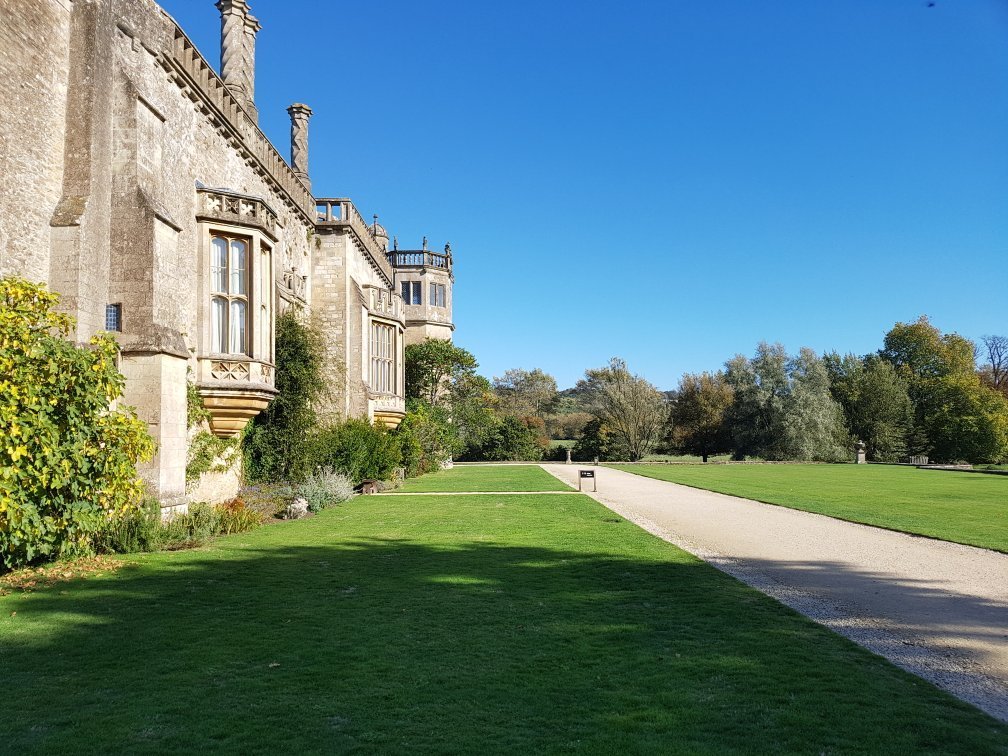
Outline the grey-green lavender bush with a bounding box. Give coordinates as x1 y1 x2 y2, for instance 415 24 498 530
299 468 355 513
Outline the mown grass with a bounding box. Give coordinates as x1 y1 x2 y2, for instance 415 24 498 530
1 484 1005 753
608 463 1008 552
396 463 573 492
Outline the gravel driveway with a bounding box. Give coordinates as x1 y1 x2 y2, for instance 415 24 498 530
541 463 1008 721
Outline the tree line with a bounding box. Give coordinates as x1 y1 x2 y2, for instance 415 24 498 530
405 317 1008 466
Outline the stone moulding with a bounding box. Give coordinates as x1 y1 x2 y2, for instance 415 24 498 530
370 394 406 428
196 355 277 437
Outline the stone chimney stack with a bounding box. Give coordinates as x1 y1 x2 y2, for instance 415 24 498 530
243 12 261 122
216 0 259 122
287 103 312 189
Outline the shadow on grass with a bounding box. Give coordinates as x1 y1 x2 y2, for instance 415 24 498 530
1 537 1005 754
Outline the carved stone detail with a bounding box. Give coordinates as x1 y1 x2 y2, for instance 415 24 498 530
211 360 250 381
197 187 277 239
216 0 248 100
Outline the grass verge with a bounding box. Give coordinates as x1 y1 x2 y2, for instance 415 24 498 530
608 463 1008 552
396 463 573 492
1 489 1004 752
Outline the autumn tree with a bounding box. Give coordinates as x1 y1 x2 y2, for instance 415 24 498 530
669 371 733 462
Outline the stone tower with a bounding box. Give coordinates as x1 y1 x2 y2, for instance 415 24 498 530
386 234 455 345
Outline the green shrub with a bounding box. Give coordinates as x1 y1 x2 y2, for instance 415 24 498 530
298 467 355 513
572 418 625 461
216 497 264 534
397 401 459 476
0 277 155 568
307 419 403 484
159 504 221 550
238 483 298 519
92 498 262 555
461 416 546 462
90 497 164 554
244 312 327 483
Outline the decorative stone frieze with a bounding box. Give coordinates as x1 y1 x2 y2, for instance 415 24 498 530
196 185 278 240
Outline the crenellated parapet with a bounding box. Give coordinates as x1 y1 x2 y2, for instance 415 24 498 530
315 198 395 286
159 26 314 222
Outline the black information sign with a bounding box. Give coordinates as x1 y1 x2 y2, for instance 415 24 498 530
578 469 597 491
580 470 595 478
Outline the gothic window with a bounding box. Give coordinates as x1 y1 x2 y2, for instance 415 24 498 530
370 322 395 394
210 233 250 354
430 283 446 308
401 281 421 305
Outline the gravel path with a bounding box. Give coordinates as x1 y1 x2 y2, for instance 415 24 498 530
541 463 1008 721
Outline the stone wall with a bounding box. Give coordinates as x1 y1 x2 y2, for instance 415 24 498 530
0 0 72 284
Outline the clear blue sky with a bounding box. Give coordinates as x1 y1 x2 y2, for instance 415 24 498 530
161 0 1008 390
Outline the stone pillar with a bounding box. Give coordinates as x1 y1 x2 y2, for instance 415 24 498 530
216 0 250 108
287 103 312 189
242 12 261 123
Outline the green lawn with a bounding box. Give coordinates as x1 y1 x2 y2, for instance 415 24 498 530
608 463 1008 552
396 463 572 492
1 483 1005 752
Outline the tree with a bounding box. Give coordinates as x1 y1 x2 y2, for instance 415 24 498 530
545 411 593 441
825 353 913 462
571 417 624 462
578 358 668 461
926 373 1008 463
669 371 733 462
724 343 790 459
448 372 498 456
492 368 558 419
725 343 848 461
881 317 1008 462
0 277 154 567
881 316 976 386
979 335 1008 398
404 339 478 406
780 348 849 462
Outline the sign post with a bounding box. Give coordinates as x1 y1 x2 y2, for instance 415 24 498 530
579 469 596 492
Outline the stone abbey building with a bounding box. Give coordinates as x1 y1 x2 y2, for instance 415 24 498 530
0 0 455 506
